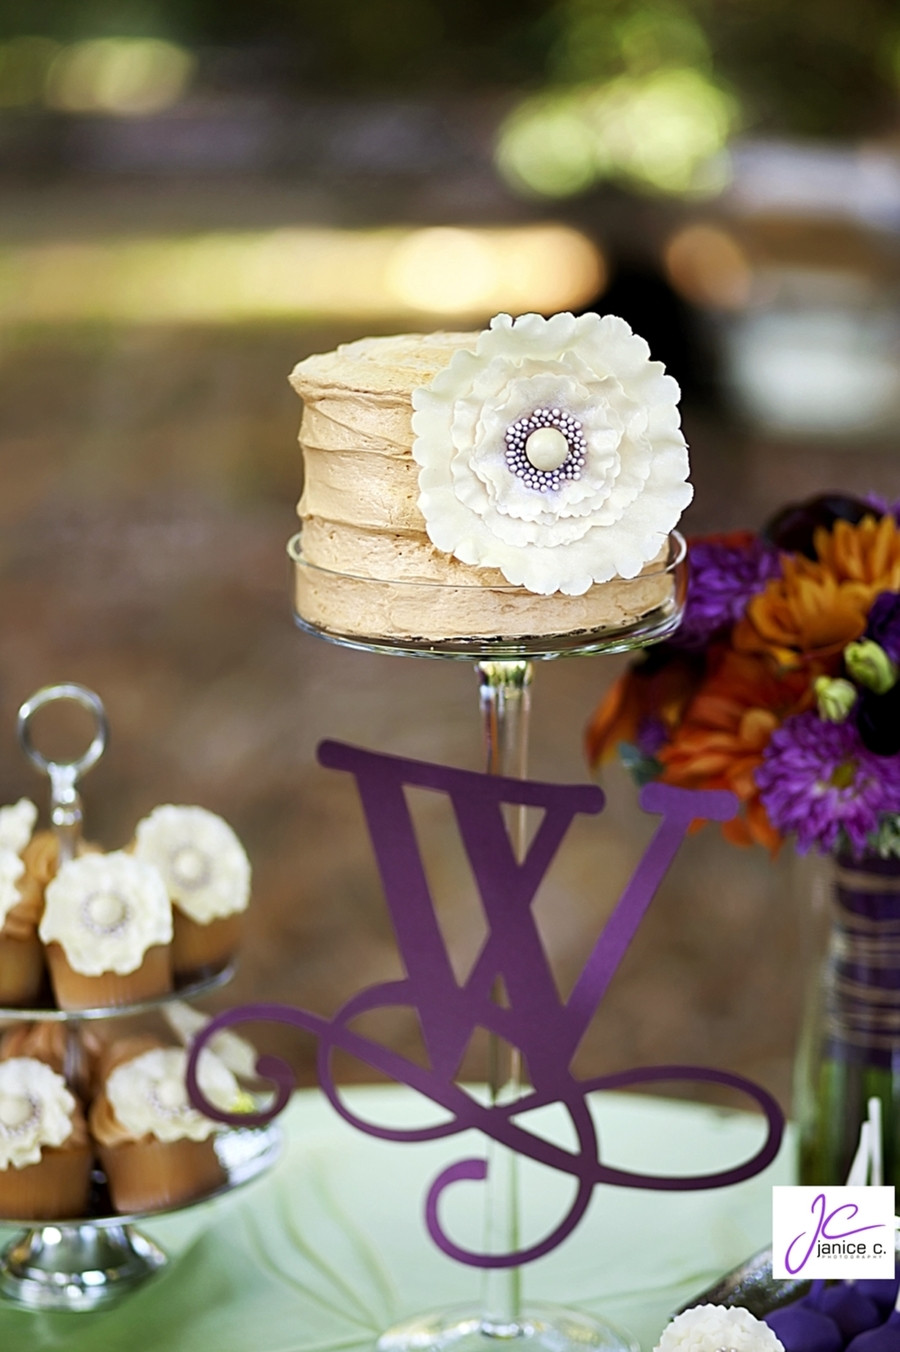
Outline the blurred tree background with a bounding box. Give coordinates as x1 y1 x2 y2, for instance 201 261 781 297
2 1 900 137
2 0 900 1099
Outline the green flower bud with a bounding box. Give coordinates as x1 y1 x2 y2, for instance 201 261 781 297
844 639 898 694
814 675 857 722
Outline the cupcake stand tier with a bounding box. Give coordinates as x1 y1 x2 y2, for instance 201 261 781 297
0 972 283 1312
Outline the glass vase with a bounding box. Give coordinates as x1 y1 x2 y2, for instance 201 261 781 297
795 847 900 1187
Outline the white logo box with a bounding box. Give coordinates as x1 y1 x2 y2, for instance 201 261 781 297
772 1185 896 1280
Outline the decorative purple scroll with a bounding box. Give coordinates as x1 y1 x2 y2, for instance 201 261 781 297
187 741 784 1268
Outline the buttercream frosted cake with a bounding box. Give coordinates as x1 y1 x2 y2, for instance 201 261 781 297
289 311 692 643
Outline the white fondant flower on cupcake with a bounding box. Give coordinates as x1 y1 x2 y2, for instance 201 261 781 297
412 311 692 596
0 1058 77 1171
0 799 37 927
39 851 173 976
654 1304 785 1352
0 800 37 856
132 805 251 924
162 1000 259 1080
0 851 26 928
106 1047 239 1143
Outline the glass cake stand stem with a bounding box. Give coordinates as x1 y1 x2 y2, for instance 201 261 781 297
477 659 530 1332
377 660 638 1352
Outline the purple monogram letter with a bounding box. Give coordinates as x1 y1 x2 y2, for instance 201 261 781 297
188 742 784 1268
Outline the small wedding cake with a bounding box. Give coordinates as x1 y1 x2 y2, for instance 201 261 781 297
289 312 692 643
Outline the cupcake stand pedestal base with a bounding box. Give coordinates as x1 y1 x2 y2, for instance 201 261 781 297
0 1221 166 1311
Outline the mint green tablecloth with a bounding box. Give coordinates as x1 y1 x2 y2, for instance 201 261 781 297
0 1087 793 1352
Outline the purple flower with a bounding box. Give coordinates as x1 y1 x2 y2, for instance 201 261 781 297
766 493 874 556
672 533 781 651
864 492 900 522
755 711 900 856
635 715 669 757
864 591 900 665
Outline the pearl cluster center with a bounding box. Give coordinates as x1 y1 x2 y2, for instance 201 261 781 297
0 1092 39 1136
170 842 212 891
80 889 131 936
149 1078 189 1117
504 407 586 491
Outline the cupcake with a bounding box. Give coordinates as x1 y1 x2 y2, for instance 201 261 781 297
89 1040 239 1213
39 851 173 1010
132 806 250 981
0 1020 68 1075
0 799 45 1006
0 1056 93 1220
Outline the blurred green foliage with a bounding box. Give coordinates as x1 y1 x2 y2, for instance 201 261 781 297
0 0 898 136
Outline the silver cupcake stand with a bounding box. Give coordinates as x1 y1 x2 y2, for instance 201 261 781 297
0 684 281 1311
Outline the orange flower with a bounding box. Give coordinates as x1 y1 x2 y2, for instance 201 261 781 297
585 650 705 767
737 515 900 668
736 557 870 666
814 512 900 587
657 650 812 851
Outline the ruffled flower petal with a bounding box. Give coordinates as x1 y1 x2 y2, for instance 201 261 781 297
0 849 26 928
0 799 37 856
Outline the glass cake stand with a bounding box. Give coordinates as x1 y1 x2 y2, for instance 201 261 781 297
0 685 283 1311
288 532 688 1352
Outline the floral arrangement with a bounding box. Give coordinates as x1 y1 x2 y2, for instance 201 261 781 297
587 493 900 858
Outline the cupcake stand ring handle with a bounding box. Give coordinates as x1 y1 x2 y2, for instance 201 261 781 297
17 683 109 865
16 685 109 1092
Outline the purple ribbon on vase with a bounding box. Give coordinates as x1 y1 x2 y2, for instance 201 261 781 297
187 741 785 1268
826 852 900 1069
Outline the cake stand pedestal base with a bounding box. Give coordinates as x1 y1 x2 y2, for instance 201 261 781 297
377 1302 638 1352
0 1221 166 1310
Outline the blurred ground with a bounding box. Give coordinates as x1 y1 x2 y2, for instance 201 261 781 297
1 179 899 1116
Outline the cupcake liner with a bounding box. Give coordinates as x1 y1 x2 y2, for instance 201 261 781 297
100 1135 225 1214
45 942 172 1011
0 1143 93 1221
0 932 47 1007
172 910 242 981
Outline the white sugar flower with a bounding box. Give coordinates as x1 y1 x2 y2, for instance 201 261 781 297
40 851 173 976
0 799 37 856
106 1047 239 1143
133 805 251 924
411 311 692 596
0 850 26 927
0 1058 77 1171
654 1304 785 1352
162 999 259 1080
